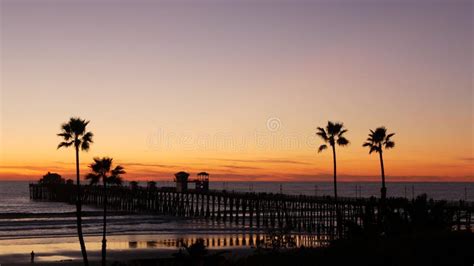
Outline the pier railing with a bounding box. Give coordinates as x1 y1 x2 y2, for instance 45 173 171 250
29 183 473 239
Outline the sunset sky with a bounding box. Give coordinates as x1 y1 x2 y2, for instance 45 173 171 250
0 0 472 182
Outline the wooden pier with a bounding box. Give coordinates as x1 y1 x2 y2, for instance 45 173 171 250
29 183 473 239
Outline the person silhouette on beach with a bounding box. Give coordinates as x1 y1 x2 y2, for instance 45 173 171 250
30 250 35 263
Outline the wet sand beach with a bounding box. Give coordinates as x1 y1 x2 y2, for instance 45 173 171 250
0 237 255 265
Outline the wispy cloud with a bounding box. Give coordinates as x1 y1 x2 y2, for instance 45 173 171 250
208 158 312 165
120 162 178 169
0 165 68 172
220 165 261 170
459 157 474 162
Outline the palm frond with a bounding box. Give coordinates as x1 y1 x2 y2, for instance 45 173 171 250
327 121 335 133
68 117 91 137
369 146 379 154
316 127 328 141
107 175 123 186
385 133 395 142
318 144 327 153
375 126 386 134
57 132 72 141
364 127 396 154
337 136 349 146
385 141 395 149
82 132 93 143
102 157 113 170
60 123 72 134
81 141 90 151
57 120 75 149
57 141 74 149
362 142 373 147
89 157 105 175
112 165 126 176
109 165 125 186
90 157 113 174
372 127 386 142
327 121 342 136
338 129 348 137
88 157 124 186
85 173 100 185
80 131 93 150
90 160 102 174
332 123 343 135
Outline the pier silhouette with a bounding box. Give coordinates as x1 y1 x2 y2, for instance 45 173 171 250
29 182 473 240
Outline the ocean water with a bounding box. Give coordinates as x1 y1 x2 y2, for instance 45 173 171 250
208 181 474 201
0 181 261 260
0 181 472 258
0 181 250 241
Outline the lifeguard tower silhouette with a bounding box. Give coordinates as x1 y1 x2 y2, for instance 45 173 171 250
174 171 209 192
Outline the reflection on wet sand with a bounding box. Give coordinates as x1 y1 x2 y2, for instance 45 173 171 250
0 233 330 262
125 233 328 250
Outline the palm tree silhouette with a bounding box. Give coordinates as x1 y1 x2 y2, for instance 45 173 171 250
86 157 125 266
363 127 395 201
57 117 93 266
130 180 139 190
147 181 157 190
316 121 349 200
316 121 349 238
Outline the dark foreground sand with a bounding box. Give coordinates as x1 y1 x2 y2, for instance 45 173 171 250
0 248 173 265
3 231 473 266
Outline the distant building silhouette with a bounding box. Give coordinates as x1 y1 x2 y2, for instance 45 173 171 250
175 171 190 192
39 172 65 185
174 171 209 192
196 172 209 192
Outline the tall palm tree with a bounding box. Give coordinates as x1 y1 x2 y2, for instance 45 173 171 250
57 117 93 266
316 121 349 238
316 121 350 200
363 127 395 201
86 157 125 266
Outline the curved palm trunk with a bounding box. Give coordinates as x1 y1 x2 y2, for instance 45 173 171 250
378 147 387 233
102 181 107 266
331 145 342 238
332 145 338 200
378 149 386 201
75 145 89 266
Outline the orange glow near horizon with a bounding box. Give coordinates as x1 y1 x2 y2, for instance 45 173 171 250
1 125 472 182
